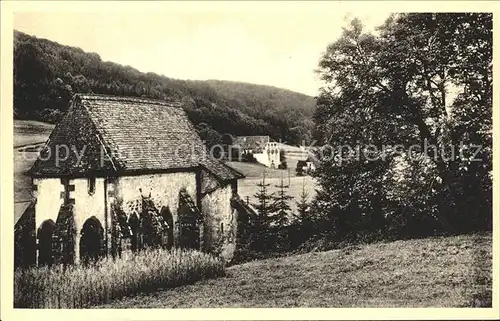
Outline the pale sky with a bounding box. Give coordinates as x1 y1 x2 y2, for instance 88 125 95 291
14 3 392 96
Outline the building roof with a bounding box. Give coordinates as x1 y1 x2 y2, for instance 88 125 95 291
232 135 270 152
29 94 244 181
305 154 321 167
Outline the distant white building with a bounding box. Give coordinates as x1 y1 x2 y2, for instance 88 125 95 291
296 155 319 175
305 155 318 172
233 136 281 168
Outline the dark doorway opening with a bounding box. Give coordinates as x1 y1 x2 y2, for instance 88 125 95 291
38 219 55 266
160 206 174 249
80 216 104 265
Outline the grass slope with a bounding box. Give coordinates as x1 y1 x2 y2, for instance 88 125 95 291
99 233 492 308
225 158 317 213
226 153 308 179
237 176 316 214
14 120 54 222
14 120 54 147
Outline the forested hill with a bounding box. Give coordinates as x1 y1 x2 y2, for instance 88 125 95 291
14 31 316 145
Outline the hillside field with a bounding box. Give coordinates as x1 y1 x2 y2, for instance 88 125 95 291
226 149 308 178
237 176 316 214
14 120 54 222
99 232 492 308
14 120 54 148
226 155 317 214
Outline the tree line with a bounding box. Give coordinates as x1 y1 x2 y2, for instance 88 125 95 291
311 13 492 243
235 173 312 259
13 31 316 146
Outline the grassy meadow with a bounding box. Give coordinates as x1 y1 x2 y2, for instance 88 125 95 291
14 248 225 308
14 120 54 147
100 233 492 308
237 176 316 214
14 120 54 222
226 154 317 214
226 152 308 179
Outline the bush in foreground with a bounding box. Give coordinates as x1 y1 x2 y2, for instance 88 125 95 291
14 248 225 308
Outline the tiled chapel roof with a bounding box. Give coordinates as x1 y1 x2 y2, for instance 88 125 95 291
29 94 244 182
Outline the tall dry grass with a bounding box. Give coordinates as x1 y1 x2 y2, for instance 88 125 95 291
14 248 225 308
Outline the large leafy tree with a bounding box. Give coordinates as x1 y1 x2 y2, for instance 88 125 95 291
313 13 492 238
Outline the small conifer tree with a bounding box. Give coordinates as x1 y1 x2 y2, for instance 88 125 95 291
289 177 312 247
271 174 294 227
251 171 275 250
269 173 294 251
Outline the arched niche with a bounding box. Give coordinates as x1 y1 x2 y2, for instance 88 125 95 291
160 206 174 249
37 219 55 266
79 216 104 265
177 190 202 249
128 212 141 252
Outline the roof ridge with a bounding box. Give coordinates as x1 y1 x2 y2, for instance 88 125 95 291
75 93 182 107
31 93 243 181
220 161 245 178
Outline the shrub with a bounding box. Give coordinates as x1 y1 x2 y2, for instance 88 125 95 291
241 153 257 163
278 161 287 169
14 248 225 308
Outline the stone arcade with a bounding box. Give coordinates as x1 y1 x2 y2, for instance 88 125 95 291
14 93 254 268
